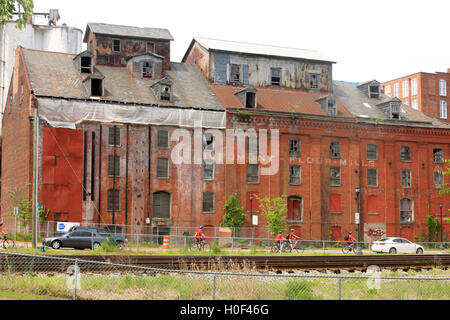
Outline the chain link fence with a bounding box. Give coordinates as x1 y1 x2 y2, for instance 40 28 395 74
0 252 449 300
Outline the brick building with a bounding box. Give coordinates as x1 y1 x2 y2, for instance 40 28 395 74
183 38 450 241
1 25 449 242
381 69 450 124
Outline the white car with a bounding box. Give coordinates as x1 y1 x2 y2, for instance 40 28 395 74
371 237 424 254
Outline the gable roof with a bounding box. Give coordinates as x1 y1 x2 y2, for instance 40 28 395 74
84 23 174 43
184 37 336 63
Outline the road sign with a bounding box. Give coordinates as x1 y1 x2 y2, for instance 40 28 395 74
13 207 19 217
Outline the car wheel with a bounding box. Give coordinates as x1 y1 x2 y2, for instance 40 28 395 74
92 242 101 250
416 248 424 254
51 241 62 250
389 247 397 254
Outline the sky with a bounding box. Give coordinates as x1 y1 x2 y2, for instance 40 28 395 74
33 0 449 83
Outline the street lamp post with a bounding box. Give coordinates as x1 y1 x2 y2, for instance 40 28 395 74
355 186 362 255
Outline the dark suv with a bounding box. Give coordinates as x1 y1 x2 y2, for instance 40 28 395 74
72 226 128 247
43 231 111 250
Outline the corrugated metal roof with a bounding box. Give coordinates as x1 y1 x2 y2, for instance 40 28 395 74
84 23 174 42
194 37 336 63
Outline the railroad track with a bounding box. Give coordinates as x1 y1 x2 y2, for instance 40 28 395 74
1 253 449 273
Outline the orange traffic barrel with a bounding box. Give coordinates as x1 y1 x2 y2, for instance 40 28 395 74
162 236 170 249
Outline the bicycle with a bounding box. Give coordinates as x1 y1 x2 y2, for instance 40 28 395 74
342 241 356 254
286 239 305 254
1 234 15 249
190 238 210 252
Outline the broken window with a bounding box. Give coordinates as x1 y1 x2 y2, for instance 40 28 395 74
400 199 413 223
369 85 379 98
147 42 155 53
366 144 378 161
202 192 215 213
391 101 401 119
401 169 411 188
400 146 411 161
160 85 171 101
203 133 214 151
108 155 120 177
91 78 103 97
157 158 169 179
158 130 169 149
108 126 120 146
329 142 341 159
107 189 120 211
230 64 241 84
327 99 337 116
289 139 301 157
113 39 121 52
245 92 256 108
203 160 215 180
330 167 341 186
367 168 378 187
247 164 260 184
309 73 320 89
433 148 444 163
289 165 301 185
271 68 281 86
81 56 92 74
142 62 153 78
434 171 444 189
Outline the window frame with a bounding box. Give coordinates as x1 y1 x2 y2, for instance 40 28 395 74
439 79 447 97
434 170 444 189
107 155 121 177
229 64 241 84
288 139 301 158
400 199 414 223
142 61 153 78
366 143 378 161
271 68 281 86
289 165 301 185
108 126 121 147
156 157 169 179
366 168 378 187
329 142 341 159
107 189 120 212
401 169 412 188
433 148 444 164
202 192 215 213
246 164 260 184
400 146 411 162
203 159 215 180
330 167 341 186
112 39 121 52
157 130 169 149
440 100 447 119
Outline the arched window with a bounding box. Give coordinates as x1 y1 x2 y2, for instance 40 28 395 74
153 191 171 219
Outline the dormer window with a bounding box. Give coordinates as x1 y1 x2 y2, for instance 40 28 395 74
91 78 103 97
390 101 401 119
246 92 256 108
327 99 337 116
81 56 92 74
142 62 153 78
160 85 171 101
369 84 380 98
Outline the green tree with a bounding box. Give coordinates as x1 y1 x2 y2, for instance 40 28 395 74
8 186 49 230
439 159 450 223
258 195 288 237
425 213 440 242
221 193 245 236
0 0 34 29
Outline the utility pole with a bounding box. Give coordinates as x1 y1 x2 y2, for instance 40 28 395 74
32 107 39 249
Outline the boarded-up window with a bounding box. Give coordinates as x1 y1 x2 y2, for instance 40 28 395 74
153 191 171 218
400 146 411 161
329 194 342 213
400 199 413 223
158 130 169 149
203 160 214 180
329 142 340 159
330 167 341 186
367 168 378 187
247 164 259 184
289 139 301 157
157 158 169 178
401 169 411 187
142 62 153 78
433 148 444 163
287 196 302 220
203 192 214 213
366 144 378 160
289 165 301 185
271 68 281 86
367 195 378 214
108 155 120 177
108 126 120 146
107 189 120 211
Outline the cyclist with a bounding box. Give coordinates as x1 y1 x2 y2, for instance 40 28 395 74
275 230 285 250
345 232 355 250
287 229 300 251
195 226 206 249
